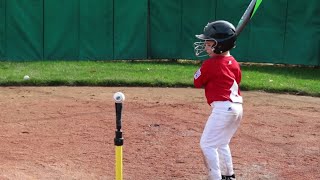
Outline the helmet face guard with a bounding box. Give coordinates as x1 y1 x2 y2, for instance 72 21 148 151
194 20 237 57
193 39 217 57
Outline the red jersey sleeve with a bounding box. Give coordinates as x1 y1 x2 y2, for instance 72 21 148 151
194 61 208 88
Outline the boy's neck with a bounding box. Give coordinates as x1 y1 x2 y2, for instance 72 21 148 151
222 51 231 56
211 51 231 57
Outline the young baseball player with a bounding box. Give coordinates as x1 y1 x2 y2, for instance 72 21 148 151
193 20 243 180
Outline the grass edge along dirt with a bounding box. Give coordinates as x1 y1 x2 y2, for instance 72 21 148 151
0 60 319 97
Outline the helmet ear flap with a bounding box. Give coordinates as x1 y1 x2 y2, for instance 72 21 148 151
214 44 223 54
213 35 237 54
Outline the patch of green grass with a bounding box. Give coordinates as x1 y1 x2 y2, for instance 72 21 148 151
0 60 319 96
241 65 320 96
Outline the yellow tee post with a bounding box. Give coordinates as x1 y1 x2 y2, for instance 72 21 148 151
113 92 125 180
115 145 123 180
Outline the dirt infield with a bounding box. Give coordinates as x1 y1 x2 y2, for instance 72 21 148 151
0 87 319 180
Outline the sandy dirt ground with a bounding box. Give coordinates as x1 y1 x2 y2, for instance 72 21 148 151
0 87 319 180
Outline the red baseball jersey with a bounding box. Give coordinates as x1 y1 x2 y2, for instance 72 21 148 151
194 55 243 105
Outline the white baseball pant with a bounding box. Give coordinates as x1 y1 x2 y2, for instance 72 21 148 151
200 101 243 180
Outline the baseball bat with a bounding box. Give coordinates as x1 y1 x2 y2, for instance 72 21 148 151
235 0 263 36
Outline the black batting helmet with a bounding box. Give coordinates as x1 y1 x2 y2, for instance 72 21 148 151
194 20 237 55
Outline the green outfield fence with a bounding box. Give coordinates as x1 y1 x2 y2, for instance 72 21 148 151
0 0 319 65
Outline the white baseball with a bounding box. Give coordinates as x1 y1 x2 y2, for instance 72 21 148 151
113 92 125 103
23 75 30 80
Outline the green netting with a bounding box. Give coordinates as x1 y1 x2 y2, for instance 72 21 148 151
0 0 5 59
0 0 319 65
114 0 147 59
79 0 113 60
6 0 43 60
44 0 79 60
241 0 288 63
284 0 320 65
149 0 183 59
